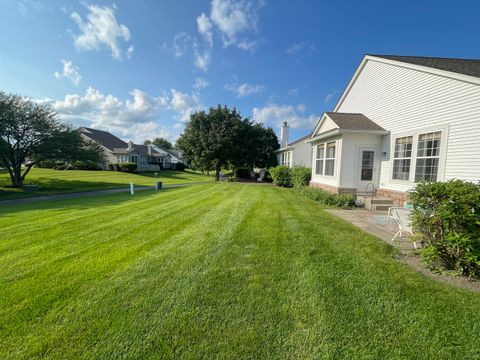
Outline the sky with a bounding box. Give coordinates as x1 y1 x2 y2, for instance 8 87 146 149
1 0 480 144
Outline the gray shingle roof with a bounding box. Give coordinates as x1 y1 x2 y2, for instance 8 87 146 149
370 55 480 79
325 112 386 131
288 134 311 146
80 127 127 151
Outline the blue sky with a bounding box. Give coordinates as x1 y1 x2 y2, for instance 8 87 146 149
1 0 479 144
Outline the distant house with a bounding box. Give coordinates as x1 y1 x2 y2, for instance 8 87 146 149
80 127 174 171
274 122 311 168
308 54 480 205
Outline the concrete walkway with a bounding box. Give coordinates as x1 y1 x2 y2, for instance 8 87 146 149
0 181 212 206
325 209 414 251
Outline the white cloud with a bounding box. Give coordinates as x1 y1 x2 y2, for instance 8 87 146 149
210 0 264 47
197 13 213 48
170 89 203 121
226 82 265 97
287 88 299 97
324 90 338 104
194 49 211 72
252 104 318 130
193 77 209 90
172 32 191 58
18 0 45 17
54 59 81 86
286 41 315 58
70 4 132 60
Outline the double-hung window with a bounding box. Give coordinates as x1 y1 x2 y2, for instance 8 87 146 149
391 130 443 182
415 131 441 182
282 152 291 167
315 141 335 176
392 136 413 180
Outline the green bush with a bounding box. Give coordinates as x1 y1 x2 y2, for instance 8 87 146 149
36 160 57 169
409 180 480 278
291 166 311 188
72 160 99 170
175 162 186 171
270 166 292 187
295 186 356 208
118 162 137 173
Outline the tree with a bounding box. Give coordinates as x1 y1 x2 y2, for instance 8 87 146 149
177 105 279 181
0 92 105 188
144 137 173 149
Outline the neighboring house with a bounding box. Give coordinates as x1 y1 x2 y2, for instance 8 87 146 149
308 54 480 205
275 122 312 168
80 127 170 171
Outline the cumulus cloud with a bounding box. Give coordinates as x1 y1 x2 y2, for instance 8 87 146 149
70 4 133 60
194 49 211 72
193 77 209 90
36 87 204 142
54 59 81 86
170 89 203 121
197 13 213 47
225 82 265 97
210 0 264 47
172 32 191 58
252 104 318 130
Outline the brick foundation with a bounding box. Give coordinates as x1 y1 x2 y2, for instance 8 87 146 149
310 182 357 196
376 188 409 207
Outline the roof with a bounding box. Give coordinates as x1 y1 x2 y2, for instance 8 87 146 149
325 112 386 131
370 54 480 79
287 134 311 147
80 127 127 151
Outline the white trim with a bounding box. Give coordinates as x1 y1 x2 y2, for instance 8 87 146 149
333 55 480 113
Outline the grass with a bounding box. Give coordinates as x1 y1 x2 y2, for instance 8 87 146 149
0 168 212 200
1 183 480 359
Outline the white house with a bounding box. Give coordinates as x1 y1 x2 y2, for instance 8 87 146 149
275 122 312 168
309 54 480 205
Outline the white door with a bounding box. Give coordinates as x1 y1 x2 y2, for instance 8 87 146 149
356 147 378 192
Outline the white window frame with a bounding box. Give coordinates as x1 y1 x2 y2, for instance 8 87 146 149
390 125 448 184
392 136 413 181
314 141 336 177
282 151 292 167
116 155 127 163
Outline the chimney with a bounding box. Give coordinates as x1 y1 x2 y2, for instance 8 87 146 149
127 140 133 151
280 121 289 148
148 144 152 155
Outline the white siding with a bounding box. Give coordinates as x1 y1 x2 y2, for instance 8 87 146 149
337 59 480 192
292 141 312 167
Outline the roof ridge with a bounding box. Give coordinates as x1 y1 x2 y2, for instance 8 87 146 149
368 54 480 62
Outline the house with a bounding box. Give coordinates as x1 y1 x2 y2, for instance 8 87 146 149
275 122 312 168
308 54 480 205
80 127 171 171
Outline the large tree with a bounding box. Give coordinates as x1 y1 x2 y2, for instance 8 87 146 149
0 92 104 188
177 105 279 180
144 137 173 149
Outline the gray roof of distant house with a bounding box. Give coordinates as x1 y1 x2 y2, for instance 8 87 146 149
80 127 127 151
288 134 311 146
325 112 386 131
370 54 480 79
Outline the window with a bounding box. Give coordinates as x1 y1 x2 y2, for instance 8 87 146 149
325 142 335 176
116 155 127 163
392 136 413 180
415 131 441 182
130 155 138 164
282 151 291 167
315 141 335 176
361 151 374 181
315 145 324 175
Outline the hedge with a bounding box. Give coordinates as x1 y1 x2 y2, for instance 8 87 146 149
291 166 311 188
295 186 356 208
409 180 480 278
269 165 292 187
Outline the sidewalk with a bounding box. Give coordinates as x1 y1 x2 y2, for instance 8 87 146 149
0 181 211 206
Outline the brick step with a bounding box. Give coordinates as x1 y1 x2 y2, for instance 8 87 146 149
373 204 392 211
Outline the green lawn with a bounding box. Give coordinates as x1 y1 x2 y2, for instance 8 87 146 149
0 168 212 200
1 184 479 359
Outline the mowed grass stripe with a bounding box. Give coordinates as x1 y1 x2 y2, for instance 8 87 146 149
1 184 480 359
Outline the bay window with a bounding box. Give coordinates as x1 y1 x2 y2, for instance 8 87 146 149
315 141 335 176
315 145 324 174
282 151 292 167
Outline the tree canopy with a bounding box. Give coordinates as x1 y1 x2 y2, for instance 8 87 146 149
176 105 279 180
144 137 173 149
0 92 105 187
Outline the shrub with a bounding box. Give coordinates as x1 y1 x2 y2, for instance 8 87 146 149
118 162 137 173
235 168 252 179
409 180 480 278
36 160 57 169
295 186 356 208
72 160 99 170
107 163 114 171
270 166 292 187
174 162 186 171
291 166 311 188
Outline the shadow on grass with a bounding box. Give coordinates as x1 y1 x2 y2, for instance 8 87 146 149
0 187 181 216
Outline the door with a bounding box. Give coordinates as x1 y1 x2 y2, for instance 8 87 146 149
356 148 378 191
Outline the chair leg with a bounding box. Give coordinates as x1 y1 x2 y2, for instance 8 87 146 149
392 229 400 242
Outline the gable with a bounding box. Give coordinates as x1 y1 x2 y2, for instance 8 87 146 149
312 114 339 136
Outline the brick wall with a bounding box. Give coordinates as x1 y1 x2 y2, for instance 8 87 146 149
376 188 409 207
310 182 357 196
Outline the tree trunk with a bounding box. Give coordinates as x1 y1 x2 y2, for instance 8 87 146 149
10 164 24 188
215 164 221 181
